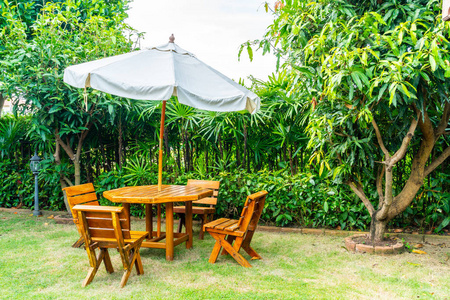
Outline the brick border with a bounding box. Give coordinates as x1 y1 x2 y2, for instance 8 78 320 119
343 234 404 255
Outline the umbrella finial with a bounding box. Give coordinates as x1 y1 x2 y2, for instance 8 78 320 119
169 34 175 43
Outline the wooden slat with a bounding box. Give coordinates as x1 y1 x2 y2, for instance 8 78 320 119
130 231 148 238
205 227 245 237
85 217 130 230
141 241 166 249
187 179 220 190
248 190 268 201
147 233 166 242
203 218 229 229
226 222 241 232
215 219 238 231
173 234 189 247
88 228 131 239
193 197 217 205
173 206 215 214
68 193 98 206
73 205 123 213
63 183 95 197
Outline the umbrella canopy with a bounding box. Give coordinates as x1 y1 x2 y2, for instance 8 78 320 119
64 38 260 114
63 35 260 190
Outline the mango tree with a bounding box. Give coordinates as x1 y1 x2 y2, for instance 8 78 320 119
251 0 450 241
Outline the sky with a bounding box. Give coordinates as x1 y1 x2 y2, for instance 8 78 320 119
126 0 277 83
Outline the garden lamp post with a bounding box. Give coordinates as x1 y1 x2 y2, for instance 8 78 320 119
30 150 42 216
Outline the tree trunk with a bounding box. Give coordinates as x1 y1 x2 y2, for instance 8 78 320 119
288 145 294 175
118 118 123 169
99 135 107 172
54 141 71 213
0 93 5 116
243 124 248 169
183 131 189 172
235 136 240 167
164 127 170 157
205 142 209 174
86 151 92 182
218 134 223 160
176 141 181 171
370 215 388 243
74 159 81 186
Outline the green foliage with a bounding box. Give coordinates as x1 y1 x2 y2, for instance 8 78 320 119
0 0 140 188
0 158 63 210
90 166 444 231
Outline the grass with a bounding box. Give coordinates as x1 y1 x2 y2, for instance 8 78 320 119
0 211 449 300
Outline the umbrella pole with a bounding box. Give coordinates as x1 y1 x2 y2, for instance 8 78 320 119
158 101 167 192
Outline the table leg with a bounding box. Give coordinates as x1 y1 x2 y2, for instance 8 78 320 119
185 201 193 249
122 203 130 222
157 204 161 237
145 204 153 239
166 202 174 261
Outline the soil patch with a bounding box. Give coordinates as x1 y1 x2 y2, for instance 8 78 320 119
54 214 73 225
352 234 399 247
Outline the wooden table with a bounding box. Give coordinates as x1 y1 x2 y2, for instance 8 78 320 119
103 185 213 261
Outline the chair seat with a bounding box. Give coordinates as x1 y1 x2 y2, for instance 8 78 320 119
174 206 215 215
203 217 245 237
92 231 148 245
131 231 150 239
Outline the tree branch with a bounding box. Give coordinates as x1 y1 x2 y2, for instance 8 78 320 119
376 165 385 208
55 129 76 161
389 111 419 165
371 118 390 159
63 176 73 187
347 181 375 216
75 124 92 162
424 145 450 177
435 101 450 136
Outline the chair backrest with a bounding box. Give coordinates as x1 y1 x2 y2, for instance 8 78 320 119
73 205 132 245
237 191 268 233
187 179 220 206
62 183 100 221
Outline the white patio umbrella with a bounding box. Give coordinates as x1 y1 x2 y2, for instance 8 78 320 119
64 35 260 191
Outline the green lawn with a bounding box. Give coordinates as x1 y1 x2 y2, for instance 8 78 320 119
0 211 449 300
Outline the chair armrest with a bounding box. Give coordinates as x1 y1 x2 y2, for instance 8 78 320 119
73 205 123 213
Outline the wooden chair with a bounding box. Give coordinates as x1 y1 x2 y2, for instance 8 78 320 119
72 205 148 288
174 179 220 239
63 183 108 248
203 190 268 267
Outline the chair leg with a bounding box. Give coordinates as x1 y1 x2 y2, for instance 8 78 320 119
120 252 134 288
134 254 144 276
72 236 85 248
199 214 207 240
241 230 262 260
177 214 185 233
221 235 235 255
120 244 144 288
82 248 105 287
207 232 223 264
209 232 251 267
134 249 144 275
103 249 114 273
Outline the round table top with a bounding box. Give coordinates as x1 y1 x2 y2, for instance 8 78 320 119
103 185 213 204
